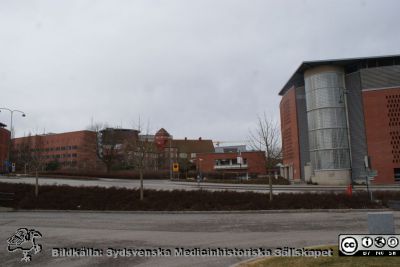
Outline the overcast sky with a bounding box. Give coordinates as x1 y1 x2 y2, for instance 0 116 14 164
1 0 400 142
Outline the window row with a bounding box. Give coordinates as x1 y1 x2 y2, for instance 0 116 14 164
15 145 78 152
43 153 78 159
215 158 248 166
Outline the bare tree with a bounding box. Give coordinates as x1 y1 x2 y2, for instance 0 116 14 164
89 122 120 172
125 120 157 201
249 113 282 201
249 112 282 170
11 133 46 196
28 135 46 197
11 134 32 174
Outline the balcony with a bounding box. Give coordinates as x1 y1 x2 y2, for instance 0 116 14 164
214 164 248 170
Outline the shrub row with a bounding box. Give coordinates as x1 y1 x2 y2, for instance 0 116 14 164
0 182 392 211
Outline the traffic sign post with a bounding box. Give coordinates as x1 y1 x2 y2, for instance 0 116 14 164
364 156 377 202
173 163 179 172
172 163 179 179
365 169 378 202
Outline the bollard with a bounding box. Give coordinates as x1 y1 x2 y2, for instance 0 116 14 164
346 184 352 197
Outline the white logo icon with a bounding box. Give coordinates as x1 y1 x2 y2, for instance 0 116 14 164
387 237 399 248
7 228 42 262
361 237 373 248
341 237 358 255
374 237 386 248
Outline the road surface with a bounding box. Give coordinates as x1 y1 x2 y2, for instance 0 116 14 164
1 210 399 266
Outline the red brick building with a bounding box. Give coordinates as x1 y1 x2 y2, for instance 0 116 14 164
0 122 11 172
154 128 215 171
12 130 100 171
280 86 301 181
279 55 400 184
363 88 400 183
196 151 267 177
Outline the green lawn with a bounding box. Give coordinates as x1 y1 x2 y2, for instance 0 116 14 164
244 246 400 267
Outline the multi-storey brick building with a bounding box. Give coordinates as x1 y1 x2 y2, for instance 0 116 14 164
0 122 11 172
12 130 100 171
154 128 215 171
279 55 400 185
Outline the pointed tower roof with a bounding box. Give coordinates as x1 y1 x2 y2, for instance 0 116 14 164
155 128 171 137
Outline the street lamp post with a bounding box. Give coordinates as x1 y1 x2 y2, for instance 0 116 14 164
0 108 26 172
198 158 203 178
168 136 173 180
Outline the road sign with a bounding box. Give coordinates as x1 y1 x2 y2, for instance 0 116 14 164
367 169 378 181
173 163 179 172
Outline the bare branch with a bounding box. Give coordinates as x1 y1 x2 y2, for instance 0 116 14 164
249 112 282 169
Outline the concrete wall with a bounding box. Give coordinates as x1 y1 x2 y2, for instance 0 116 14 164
345 71 368 182
295 86 310 181
312 169 351 185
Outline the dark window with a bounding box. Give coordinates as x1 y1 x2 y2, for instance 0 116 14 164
395 168 400 182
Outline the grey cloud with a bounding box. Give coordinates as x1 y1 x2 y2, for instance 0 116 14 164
1 0 400 141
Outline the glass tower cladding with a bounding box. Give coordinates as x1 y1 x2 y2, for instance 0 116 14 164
305 66 350 171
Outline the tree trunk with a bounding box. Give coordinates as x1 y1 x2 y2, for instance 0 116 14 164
269 175 273 202
106 163 111 173
140 169 144 201
35 170 39 197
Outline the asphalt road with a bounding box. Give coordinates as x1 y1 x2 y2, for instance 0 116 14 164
1 176 399 194
1 210 399 266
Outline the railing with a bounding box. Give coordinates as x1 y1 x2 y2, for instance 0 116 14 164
214 164 248 170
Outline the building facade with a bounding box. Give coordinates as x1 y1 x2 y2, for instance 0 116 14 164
154 128 215 171
196 151 267 177
279 55 400 185
0 123 11 172
12 130 100 171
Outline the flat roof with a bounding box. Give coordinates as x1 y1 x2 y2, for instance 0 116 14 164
279 54 400 96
